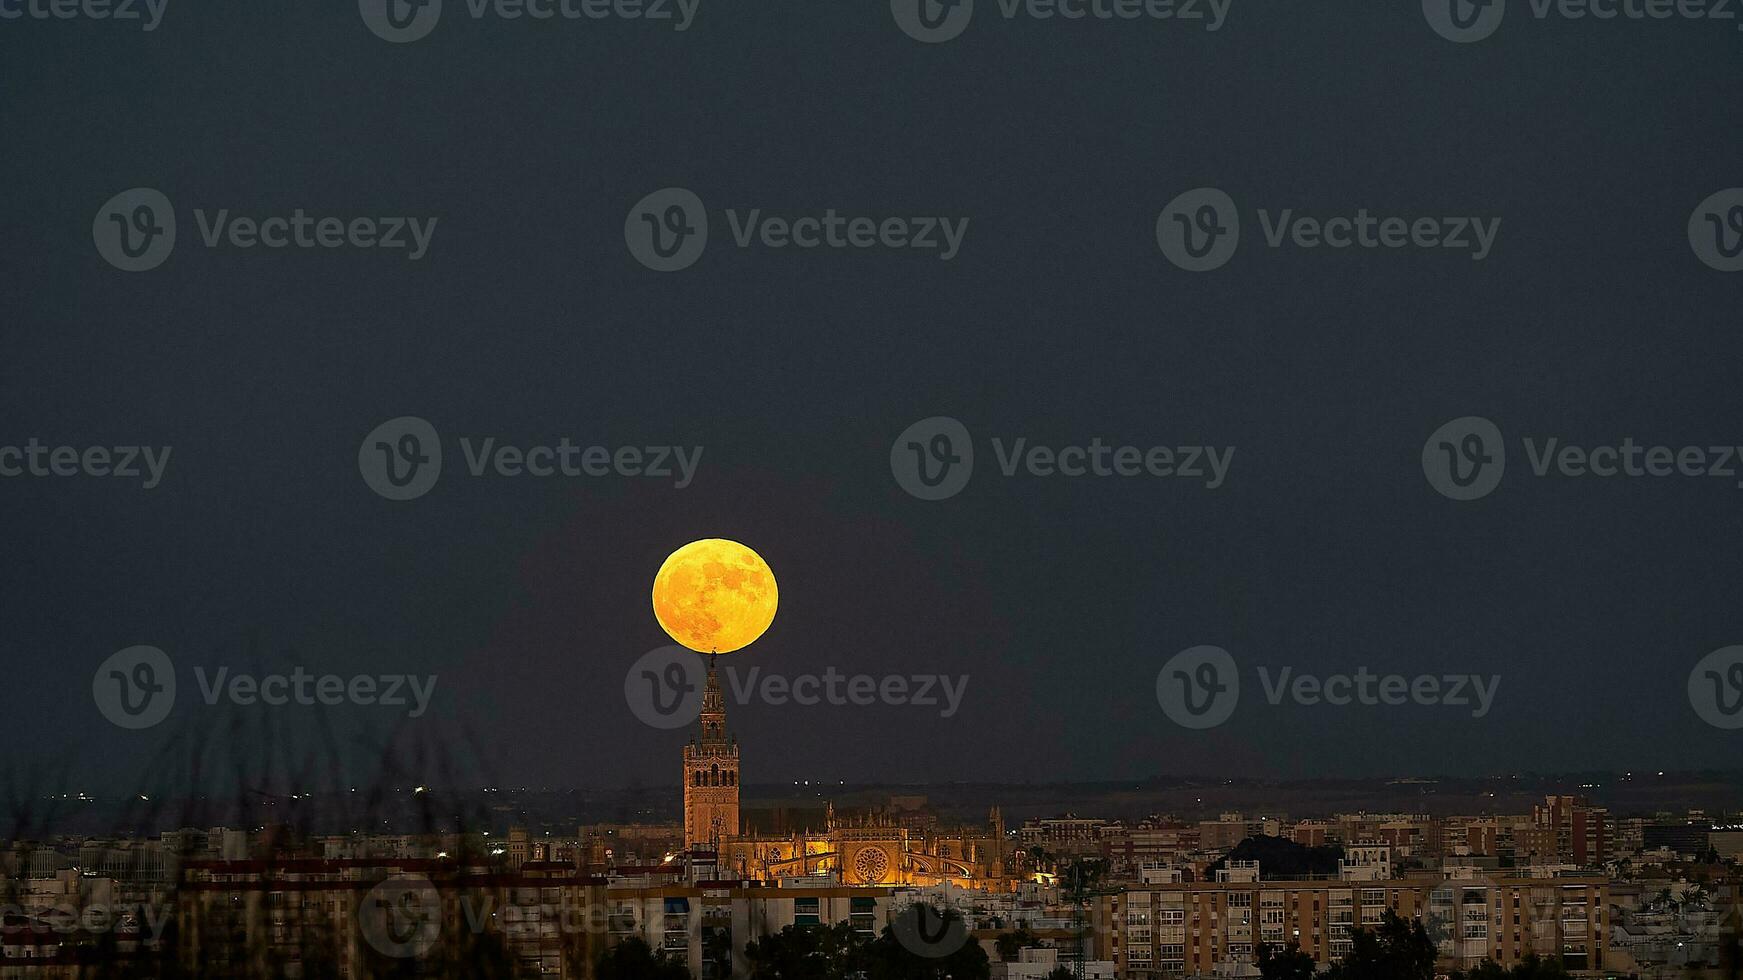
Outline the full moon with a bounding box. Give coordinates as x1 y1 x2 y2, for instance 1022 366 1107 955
652 539 778 654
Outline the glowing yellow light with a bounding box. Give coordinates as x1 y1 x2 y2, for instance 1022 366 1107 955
652 539 778 654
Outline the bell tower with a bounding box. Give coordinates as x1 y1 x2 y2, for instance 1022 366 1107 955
683 657 739 850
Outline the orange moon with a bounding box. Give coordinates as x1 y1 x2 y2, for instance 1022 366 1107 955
652 539 778 654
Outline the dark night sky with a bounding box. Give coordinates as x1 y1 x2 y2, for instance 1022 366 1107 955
2 1 1739 799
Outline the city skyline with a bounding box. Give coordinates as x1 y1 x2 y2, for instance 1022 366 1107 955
5 642 1740 977
5 0 1741 975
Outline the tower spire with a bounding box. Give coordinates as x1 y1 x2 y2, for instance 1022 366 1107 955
699 651 727 744
684 648 739 850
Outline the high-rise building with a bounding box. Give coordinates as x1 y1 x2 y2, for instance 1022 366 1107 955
1533 796 1611 867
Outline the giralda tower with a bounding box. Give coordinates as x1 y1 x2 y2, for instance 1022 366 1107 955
682 658 740 850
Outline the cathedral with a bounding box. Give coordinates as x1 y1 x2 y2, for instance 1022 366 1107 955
681 659 1012 889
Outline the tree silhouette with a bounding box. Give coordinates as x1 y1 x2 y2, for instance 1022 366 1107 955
995 925 1041 961
1320 910 1435 980
1257 940 1318 980
864 911 989 980
742 921 866 980
597 936 691 980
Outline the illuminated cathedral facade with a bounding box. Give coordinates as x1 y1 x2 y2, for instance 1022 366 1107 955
682 660 1011 889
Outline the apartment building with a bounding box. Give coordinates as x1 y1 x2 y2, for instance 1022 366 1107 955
1337 843 1393 881
1198 814 1281 853
1534 796 1612 867
1426 878 1611 972
1105 820 1197 876
163 856 912 979
1290 820 1331 847
1643 820 1715 858
1093 875 1611 977
1377 816 1444 862
1020 816 1116 857
1448 817 1500 857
